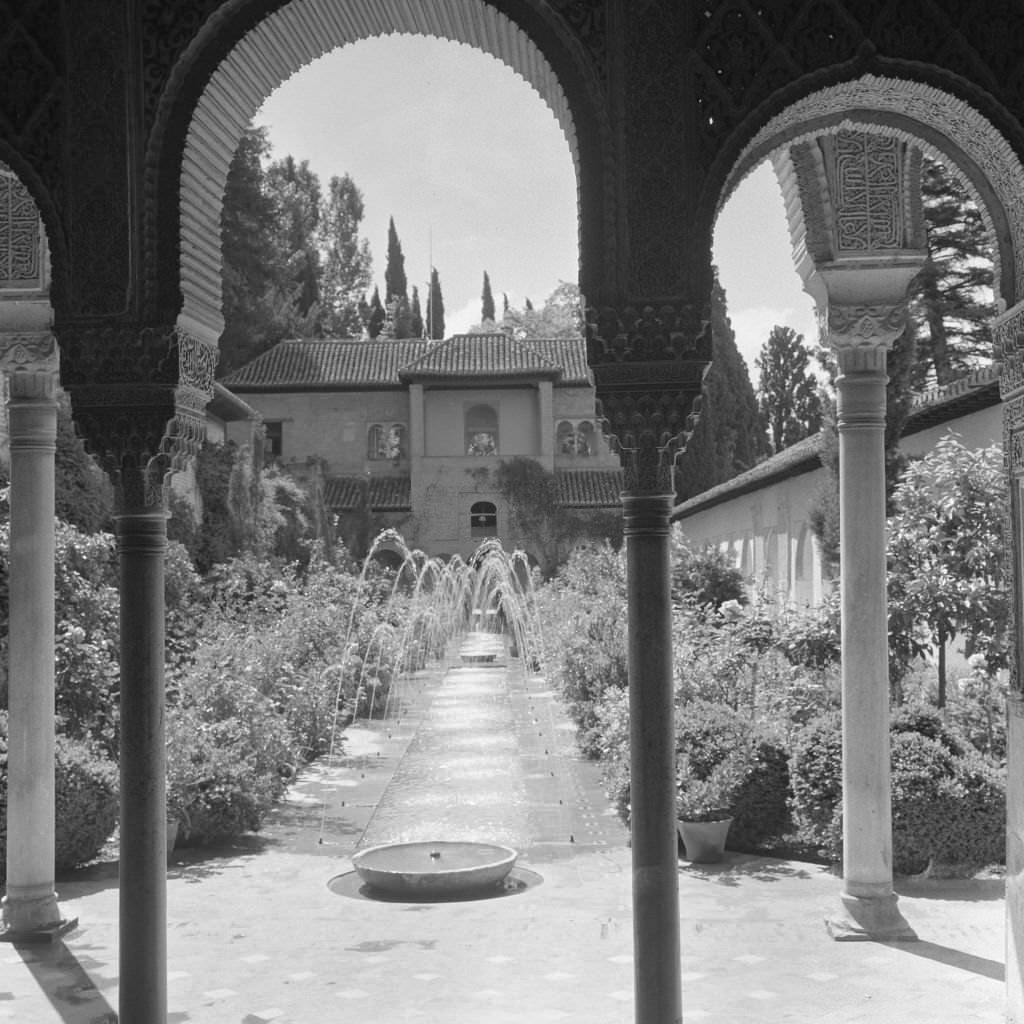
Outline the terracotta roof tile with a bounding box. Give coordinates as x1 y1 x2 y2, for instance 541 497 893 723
222 336 593 390
556 469 623 508
398 334 561 381
221 340 431 389
325 475 411 512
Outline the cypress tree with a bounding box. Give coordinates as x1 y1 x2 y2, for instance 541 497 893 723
384 216 408 303
481 271 496 323
410 285 424 338
367 285 385 339
675 276 767 502
426 267 446 340
755 325 823 454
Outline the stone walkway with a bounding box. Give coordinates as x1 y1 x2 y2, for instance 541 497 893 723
0 639 1008 1022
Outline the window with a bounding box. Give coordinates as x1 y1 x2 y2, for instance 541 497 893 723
557 419 595 456
263 421 283 459
470 501 497 538
465 404 498 456
368 422 406 461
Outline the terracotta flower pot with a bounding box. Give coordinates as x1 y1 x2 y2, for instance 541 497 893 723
677 818 733 864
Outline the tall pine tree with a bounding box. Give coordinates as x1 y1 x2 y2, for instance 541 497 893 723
481 271 496 323
318 173 372 336
908 156 996 386
426 267 446 340
410 285 424 338
366 285 385 339
265 154 323 322
756 325 823 454
675 276 767 502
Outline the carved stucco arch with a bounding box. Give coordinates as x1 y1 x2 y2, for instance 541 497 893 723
168 0 595 346
713 74 1024 314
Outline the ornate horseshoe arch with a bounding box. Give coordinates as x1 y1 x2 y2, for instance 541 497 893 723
714 74 1024 314
150 0 606 347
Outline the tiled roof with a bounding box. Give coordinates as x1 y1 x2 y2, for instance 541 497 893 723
556 469 623 508
398 334 561 381
221 340 431 389
672 364 1004 521
672 434 824 521
221 335 593 390
904 363 1001 435
325 475 411 512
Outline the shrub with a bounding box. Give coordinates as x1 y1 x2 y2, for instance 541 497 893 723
788 710 1006 874
728 737 792 852
0 712 119 877
166 706 281 846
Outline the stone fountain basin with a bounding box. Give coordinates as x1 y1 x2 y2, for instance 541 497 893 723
351 841 518 897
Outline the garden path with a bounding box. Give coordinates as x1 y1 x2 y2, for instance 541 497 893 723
0 634 1007 1023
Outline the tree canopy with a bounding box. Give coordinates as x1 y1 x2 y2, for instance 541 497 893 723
756 325 823 454
675 276 767 502
481 271 496 324
426 267 446 340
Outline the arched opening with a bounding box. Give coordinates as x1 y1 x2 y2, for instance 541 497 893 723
465 403 499 456
155 0 608 345
470 499 498 538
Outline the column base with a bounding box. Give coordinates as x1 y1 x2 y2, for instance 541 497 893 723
1 917 78 944
1 891 77 943
825 892 917 942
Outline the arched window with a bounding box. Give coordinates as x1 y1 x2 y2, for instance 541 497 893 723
368 422 406 460
470 501 498 537
466 404 498 456
557 419 595 456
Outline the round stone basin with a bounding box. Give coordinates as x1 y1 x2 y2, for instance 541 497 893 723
351 841 518 897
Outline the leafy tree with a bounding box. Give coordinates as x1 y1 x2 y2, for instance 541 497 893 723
426 267 445 340
493 457 621 574
908 157 997 386
887 434 1008 706
54 395 113 533
318 173 372 336
265 154 323 322
756 325 823 454
384 216 408 305
501 281 581 339
481 270 496 323
671 530 747 609
675 276 767 501
219 127 292 374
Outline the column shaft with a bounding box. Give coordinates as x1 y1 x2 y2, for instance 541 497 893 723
624 492 681 1024
116 512 168 1023
2 393 64 936
830 351 914 940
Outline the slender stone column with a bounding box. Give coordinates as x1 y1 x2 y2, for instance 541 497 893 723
116 509 169 1021
1 343 75 939
57 319 217 1024
826 340 914 941
624 489 681 1024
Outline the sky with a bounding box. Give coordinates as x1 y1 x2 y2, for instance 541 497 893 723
254 35 818 377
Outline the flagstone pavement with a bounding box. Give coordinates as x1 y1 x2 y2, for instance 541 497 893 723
1 642 1007 1023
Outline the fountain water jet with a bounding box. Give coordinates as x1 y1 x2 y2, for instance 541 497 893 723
322 532 545 898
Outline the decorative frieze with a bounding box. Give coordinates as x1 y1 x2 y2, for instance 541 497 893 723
55 321 215 511
0 169 42 288
586 302 710 493
0 331 59 399
828 303 908 352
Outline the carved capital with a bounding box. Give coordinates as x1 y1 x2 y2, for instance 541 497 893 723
54 321 216 512
994 300 1024 377
0 332 60 399
586 301 711 493
828 302 908 353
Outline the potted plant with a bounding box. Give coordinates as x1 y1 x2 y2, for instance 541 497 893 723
676 751 748 863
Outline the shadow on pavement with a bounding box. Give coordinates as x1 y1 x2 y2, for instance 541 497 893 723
884 938 1005 982
11 941 117 1023
679 853 818 886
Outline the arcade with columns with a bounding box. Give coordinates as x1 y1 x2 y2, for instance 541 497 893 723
2 3 1024 1022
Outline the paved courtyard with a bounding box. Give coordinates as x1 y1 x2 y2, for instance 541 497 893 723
1 643 1007 1023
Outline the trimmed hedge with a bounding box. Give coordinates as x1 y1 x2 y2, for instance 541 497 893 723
788 707 1006 874
0 712 119 876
